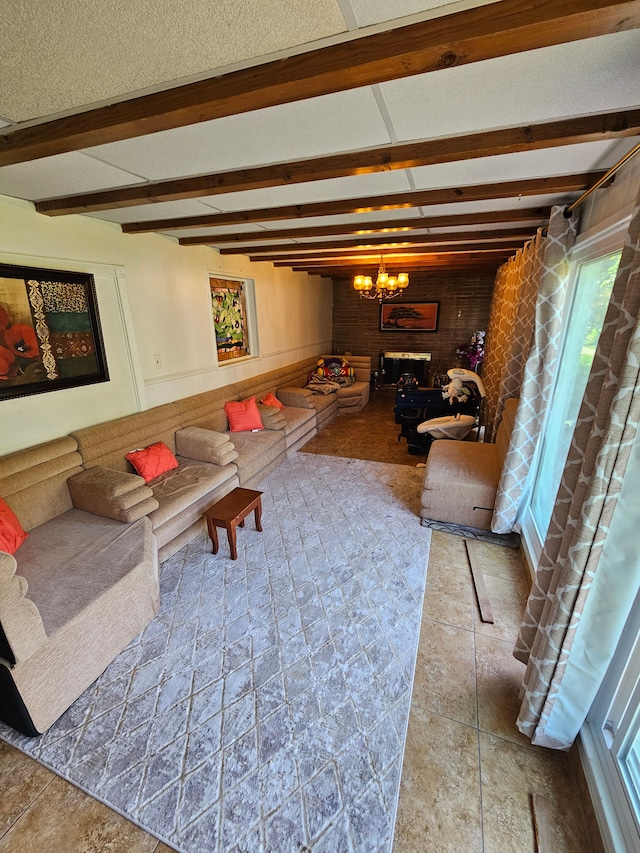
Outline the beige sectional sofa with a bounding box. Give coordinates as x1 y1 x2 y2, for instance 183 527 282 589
0 437 159 736
419 397 518 530
272 354 371 424
0 354 371 736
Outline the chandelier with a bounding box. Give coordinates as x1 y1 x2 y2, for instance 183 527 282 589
352 258 409 300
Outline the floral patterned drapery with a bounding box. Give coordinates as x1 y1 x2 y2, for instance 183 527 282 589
514 196 640 749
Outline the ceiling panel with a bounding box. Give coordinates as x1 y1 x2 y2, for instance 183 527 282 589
417 193 582 218
86 88 392 180
157 223 276 240
89 199 225 224
380 31 640 143
0 0 348 122
409 139 639 190
0 151 146 200
201 170 415 212
346 0 497 28
158 208 426 240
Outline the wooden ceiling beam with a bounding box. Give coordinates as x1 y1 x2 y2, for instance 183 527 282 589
254 246 522 264
2 0 639 166
126 175 595 233
178 206 550 244
220 227 533 255
280 248 514 266
35 112 639 215
293 258 506 274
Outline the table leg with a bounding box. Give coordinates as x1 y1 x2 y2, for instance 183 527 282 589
207 517 219 554
227 523 238 560
254 499 263 532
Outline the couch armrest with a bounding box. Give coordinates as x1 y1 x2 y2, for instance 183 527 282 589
257 404 286 430
68 466 159 523
277 387 315 409
175 427 239 465
0 551 47 664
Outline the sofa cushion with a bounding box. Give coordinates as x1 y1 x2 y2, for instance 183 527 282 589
68 466 159 523
147 458 237 532
309 394 338 416
0 497 28 554
175 427 239 466
279 407 317 452
71 403 183 473
226 429 285 484
0 437 83 531
257 403 287 430
125 442 180 483
277 387 315 409
225 397 264 432
279 406 315 436
12 510 156 637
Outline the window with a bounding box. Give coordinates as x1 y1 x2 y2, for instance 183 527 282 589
584 582 640 852
528 250 621 541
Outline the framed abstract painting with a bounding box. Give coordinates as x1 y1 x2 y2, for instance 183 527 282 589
0 263 109 401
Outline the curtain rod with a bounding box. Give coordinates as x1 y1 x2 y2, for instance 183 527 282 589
564 141 640 218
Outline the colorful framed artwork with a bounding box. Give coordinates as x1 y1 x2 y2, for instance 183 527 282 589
0 263 109 401
380 301 439 331
210 277 250 362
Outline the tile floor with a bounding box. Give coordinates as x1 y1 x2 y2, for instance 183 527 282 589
0 388 597 852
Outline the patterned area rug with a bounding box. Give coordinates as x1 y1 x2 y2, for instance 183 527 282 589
0 454 431 853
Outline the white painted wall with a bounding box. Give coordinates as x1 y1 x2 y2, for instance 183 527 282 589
0 195 332 454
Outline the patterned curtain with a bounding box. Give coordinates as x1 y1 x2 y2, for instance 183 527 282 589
482 233 540 437
491 208 577 533
514 198 640 749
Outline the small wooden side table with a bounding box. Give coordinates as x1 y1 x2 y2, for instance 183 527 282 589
204 487 263 560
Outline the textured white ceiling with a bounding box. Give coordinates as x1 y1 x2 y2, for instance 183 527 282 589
409 140 640 190
86 88 393 180
0 0 348 122
344 0 498 28
1 0 639 271
380 32 640 142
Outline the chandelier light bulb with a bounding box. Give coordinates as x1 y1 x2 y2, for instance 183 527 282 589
352 259 409 300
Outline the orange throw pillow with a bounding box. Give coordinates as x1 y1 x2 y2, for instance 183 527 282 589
125 441 179 483
261 392 284 411
224 397 264 432
0 497 28 554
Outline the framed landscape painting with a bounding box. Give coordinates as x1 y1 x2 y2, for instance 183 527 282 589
0 263 109 401
380 301 439 331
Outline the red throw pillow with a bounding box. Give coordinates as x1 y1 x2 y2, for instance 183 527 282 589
0 496 28 555
224 397 264 432
125 441 179 483
260 392 284 411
